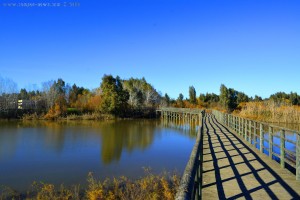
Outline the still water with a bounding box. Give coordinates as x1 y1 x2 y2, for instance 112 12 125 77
0 119 196 192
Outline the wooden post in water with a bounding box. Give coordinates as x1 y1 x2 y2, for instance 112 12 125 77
297 133 300 180
269 127 273 159
280 130 285 169
260 123 264 153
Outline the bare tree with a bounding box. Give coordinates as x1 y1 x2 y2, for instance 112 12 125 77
0 76 18 95
0 76 18 112
42 80 57 109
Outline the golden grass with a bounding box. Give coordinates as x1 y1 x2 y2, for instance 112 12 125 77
0 170 179 200
235 101 300 123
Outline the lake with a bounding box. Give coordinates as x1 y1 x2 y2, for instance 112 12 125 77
0 119 197 192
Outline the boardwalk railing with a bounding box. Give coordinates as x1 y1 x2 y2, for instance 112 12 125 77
157 107 204 200
157 107 203 114
212 109 300 181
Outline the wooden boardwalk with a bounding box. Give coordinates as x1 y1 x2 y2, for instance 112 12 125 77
202 114 300 200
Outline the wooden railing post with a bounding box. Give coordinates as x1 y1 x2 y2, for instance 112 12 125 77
239 117 241 136
249 120 252 144
241 118 243 138
269 127 273 158
253 122 256 147
260 123 263 153
227 114 229 127
244 119 247 141
280 130 285 169
297 133 300 181
235 116 237 132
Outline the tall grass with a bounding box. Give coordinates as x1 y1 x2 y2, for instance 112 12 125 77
0 170 179 200
235 100 300 123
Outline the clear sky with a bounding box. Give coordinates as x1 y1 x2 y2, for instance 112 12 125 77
0 0 299 99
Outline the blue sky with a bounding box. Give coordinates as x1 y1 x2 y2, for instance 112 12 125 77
0 0 299 99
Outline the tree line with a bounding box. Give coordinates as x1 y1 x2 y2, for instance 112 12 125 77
165 84 300 113
1 74 299 118
0 75 160 118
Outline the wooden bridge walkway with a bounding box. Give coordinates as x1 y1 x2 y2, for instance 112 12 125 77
202 114 300 199
157 108 300 199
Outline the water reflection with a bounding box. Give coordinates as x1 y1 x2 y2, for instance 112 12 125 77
98 120 157 164
0 119 196 191
161 115 200 133
0 120 158 163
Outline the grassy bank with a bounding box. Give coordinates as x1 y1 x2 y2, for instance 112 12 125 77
20 112 115 121
0 171 179 200
12 107 157 121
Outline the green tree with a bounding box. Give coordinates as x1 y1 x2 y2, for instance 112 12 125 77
253 95 263 102
52 78 66 96
237 92 249 104
162 93 170 107
189 86 197 104
219 84 238 112
18 88 29 100
270 92 289 104
199 94 205 102
200 93 219 103
177 93 184 107
228 88 238 111
122 77 160 108
115 76 129 114
69 84 85 106
100 75 129 115
290 92 299 105
219 84 229 110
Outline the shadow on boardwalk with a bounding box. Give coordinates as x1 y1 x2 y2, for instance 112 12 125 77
202 114 300 200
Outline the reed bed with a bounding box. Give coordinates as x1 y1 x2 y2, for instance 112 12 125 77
236 101 300 123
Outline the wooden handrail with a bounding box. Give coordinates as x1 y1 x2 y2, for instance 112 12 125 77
158 107 205 199
175 110 204 200
212 109 300 181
